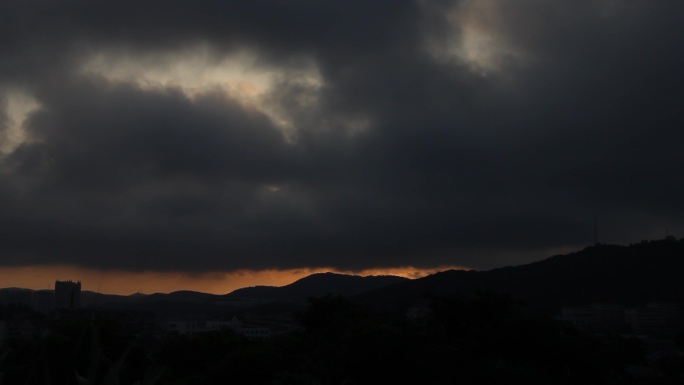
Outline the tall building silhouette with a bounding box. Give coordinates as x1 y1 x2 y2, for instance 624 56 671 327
54 280 81 309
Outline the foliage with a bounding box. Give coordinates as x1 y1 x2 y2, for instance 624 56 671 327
1 293 681 384
0 316 160 385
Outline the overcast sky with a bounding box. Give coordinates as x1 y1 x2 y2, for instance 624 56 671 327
1 0 683 284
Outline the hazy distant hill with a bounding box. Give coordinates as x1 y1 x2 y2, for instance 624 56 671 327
0 273 409 311
140 290 220 303
6 238 684 314
78 273 409 317
117 274 409 305
224 272 410 303
355 238 684 313
81 291 136 306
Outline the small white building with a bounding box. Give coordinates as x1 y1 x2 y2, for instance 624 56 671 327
167 316 270 338
239 327 270 339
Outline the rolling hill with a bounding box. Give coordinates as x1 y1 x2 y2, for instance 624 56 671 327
355 238 684 313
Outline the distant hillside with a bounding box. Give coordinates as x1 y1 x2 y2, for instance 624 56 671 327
83 291 152 306
7 238 683 315
224 272 410 303
0 273 409 311
356 238 684 313
139 290 220 303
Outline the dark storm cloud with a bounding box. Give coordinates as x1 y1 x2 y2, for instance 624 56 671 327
1 0 683 272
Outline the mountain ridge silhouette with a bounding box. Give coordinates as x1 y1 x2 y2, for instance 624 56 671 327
353 237 684 313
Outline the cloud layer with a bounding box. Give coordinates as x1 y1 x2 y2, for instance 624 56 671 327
1 0 683 273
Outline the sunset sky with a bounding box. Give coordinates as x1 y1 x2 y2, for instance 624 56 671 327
1 1 682 294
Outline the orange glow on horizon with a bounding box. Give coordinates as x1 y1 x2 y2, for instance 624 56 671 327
0 265 470 295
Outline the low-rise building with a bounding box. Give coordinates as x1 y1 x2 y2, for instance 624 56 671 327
560 303 683 337
167 316 270 338
626 303 682 337
560 304 626 333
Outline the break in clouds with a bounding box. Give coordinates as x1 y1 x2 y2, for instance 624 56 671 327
0 0 683 273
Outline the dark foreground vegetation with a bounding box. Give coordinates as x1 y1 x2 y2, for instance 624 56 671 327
1 293 683 385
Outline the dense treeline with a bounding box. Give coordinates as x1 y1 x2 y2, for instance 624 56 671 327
1 293 683 384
